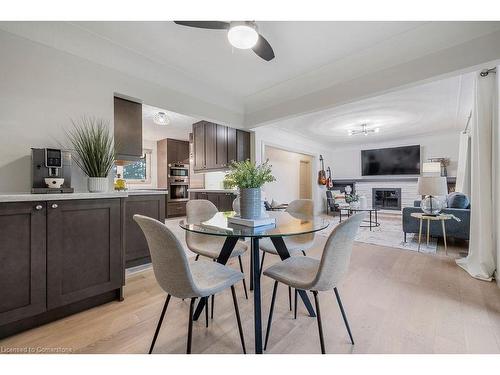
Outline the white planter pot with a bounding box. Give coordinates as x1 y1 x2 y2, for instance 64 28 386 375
88 177 108 193
232 196 240 215
359 196 367 209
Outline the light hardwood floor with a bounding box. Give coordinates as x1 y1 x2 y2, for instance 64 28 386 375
1 233 499 354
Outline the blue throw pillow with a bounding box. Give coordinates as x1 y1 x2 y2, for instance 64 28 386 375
447 192 470 209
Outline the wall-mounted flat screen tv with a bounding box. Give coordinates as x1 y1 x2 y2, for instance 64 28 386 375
361 145 420 176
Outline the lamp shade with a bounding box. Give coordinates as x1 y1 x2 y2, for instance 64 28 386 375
417 176 448 196
422 162 441 174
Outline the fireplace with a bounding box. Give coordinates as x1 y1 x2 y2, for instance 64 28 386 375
372 188 401 210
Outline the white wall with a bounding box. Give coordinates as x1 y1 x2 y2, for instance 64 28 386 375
204 172 226 190
263 146 312 204
253 126 461 213
328 131 461 179
253 126 333 214
0 30 239 193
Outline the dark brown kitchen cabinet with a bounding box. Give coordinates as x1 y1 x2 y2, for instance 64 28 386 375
193 121 206 171
46 199 123 309
190 192 236 212
0 202 47 327
236 129 251 162
167 138 189 165
228 128 251 163
206 192 221 208
124 194 166 268
227 127 237 163
114 96 143 161
167 201 187 218
157 138 189 188
0 198 124 339
193 121 251 171
216 124 228 168
204 122 217 170
219 193 236 211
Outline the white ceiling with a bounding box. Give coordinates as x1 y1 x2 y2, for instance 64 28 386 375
0 21 499 127
142 104 198 142
265 73 474 147
72 21 425 98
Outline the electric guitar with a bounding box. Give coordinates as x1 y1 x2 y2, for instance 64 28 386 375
326 167 333 189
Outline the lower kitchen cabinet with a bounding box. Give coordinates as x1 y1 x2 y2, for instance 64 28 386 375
46 199 123 309
190 192 236 212
0 202 47 327
0 198 125 338
167 201 187 218
124 194 166 268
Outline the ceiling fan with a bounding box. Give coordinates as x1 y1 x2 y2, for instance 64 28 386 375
173 21 275 61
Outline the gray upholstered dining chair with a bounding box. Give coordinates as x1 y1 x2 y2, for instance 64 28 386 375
134 214 246 354
262 213 364 354
259 199 315 311
186 200 249 304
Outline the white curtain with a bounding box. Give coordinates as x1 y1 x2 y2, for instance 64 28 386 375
456 68 498 281
455 132 471 195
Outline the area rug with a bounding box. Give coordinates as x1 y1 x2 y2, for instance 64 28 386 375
318 214 437 254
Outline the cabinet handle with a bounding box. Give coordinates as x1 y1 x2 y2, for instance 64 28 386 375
35 204 43 211
51 203 58 209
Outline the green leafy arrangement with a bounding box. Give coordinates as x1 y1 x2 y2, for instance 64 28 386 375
345 194 359 203
65 116 115 178
224 160 276 189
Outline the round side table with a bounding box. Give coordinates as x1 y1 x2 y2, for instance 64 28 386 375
410 212 452 254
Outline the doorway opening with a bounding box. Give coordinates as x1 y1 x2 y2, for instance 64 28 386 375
263 145 313 204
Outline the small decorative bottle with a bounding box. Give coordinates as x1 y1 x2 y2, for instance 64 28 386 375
114 173 127 191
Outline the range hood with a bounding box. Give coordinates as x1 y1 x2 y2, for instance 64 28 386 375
114 95 143 162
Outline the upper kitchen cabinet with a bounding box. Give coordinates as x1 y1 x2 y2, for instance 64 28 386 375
166 138 189 165
193 121 206 171
235 129 251 163
193 121 251 172
114 96 143 161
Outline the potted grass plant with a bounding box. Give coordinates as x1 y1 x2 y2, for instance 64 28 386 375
66 116 115 193
224 160 275 219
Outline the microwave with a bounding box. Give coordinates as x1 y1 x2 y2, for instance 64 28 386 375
168 163 189 178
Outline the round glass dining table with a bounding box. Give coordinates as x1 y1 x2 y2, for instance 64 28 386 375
179 210 329 354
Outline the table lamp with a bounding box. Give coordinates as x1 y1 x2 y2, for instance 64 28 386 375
417 176 448 216
422 162 442 176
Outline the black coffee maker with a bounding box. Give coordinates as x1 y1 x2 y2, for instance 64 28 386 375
31 148 74 193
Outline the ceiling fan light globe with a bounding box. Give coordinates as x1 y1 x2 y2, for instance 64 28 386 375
227 24 258 49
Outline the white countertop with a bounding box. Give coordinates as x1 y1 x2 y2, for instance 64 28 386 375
127 189 169 196
188 188 237 194
0 190 168 203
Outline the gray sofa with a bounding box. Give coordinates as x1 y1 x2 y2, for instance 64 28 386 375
402 200 470 241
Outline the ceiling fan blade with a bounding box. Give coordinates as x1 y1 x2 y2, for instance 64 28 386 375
252 34 275 61
174 21 230 30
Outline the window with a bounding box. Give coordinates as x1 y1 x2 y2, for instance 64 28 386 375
115 149 152 184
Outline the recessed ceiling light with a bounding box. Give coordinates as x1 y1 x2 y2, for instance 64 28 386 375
153 112 169 126
227 22 259 49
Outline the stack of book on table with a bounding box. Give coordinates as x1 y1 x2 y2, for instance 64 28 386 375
227 215 276 228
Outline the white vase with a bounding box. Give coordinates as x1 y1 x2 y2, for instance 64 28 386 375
359 195 367 209
88 177 108 193
232 196 240 215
